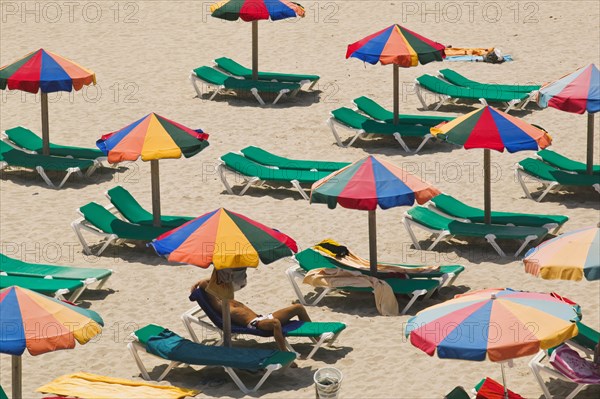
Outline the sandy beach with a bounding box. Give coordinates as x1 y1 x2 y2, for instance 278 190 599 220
1 1 599 397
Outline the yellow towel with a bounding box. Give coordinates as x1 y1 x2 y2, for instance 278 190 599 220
37 372 199 399
303 268 399 316
444 47 493 56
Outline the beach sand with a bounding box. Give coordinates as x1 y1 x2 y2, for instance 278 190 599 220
1 1 599 397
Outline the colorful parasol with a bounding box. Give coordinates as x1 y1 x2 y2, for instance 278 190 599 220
523 226 599 281
0 49 96 155
0 286 103 399
210 0 305 79
346 25 445 124
405 288 580 397
97 113 209 226
151 208 297 346
431 106 552 223
310 156 440 275
537 64 599 174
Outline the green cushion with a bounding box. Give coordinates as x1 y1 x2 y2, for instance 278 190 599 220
0 253 111 281
79 202 171 240
193 66 300 93
519 158 600 186
331 107 431 137
407 207 548 239
430 193 568 227
417 74 530 102
5 126 105 160
107 186 193 228
0 274 83 294
134 323 168 345
0 141 94 171
221 152 331 183
571 321 600 352
214 57 319 83
537 149 600 175
439 68 540 93
445 386 471 399
353 96 454 126
285 321 346 337
240 146 349 172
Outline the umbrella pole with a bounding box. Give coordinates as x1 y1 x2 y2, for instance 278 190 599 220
41 92 50 155
393 64 399 125
222 298 232 347
252 20 258 80
368 210 378 276
150 160 161 227
587 112 595 175
500 362 508 399
12 355 22 399
484 149 491 224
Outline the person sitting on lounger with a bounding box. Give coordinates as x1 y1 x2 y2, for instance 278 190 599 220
191 278 312 354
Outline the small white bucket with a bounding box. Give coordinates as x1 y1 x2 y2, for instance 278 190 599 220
314 367 343 399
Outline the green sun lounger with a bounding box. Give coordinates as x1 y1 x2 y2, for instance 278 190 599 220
71 202 171 256
218 152 331 199
428 193 568 233
0 274 85 301
438 68 540 93
328 107 433 152
0 141 98 189
190 66 301 105
415 74 531 113
287 248 442 314
213 57 320 89
353 96 455 126
2 126 107 161
536 149 600 175
516 158 600 202
106 186 193 228
403 206 549 257
293 248 465 285
0 253 112 297
239 146 349 172
128 324 296 394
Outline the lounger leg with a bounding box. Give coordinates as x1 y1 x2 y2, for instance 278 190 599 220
445 273 458 287
402 218 422 250
96 234 118 256
286 265 332 306
288 88 299 99
400 290 427 315
290 180 309 200
304 333 333 360
346 130 366 148
328 118 345 146
238 177 261 196
308 79 319 90
566 384 587 399
217 163 235 194
157 361 182 381
426 232 449 251
413 134 433 154
67 285 87 303
95 274 112 290
190 74 203 98
223 364 281 394
529 352 553 399
484 234 506 257
392 133 410 152
432 95 450 111
515 168 534 200
593 184 600 194
128 342 152 380
536 182 560 202
71 221 92 255
250 88 266 106
505 99 520 113
414 83 428 109
514 235 539 257
478 98 489 108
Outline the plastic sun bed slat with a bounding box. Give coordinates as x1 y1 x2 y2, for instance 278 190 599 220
240 146 350 172
190 66 300 105
328 107 434 152
353 96 455 126
218 152 331 200
515 158 600 202
128 324 296 394
536 149 600 175
403 206 548 257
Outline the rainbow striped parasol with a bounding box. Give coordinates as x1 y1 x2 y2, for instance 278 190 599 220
311 156 440 275
431 106 552 223
97 113 209 226
0 286 103 399
346 25 445 124
537 64 599 174
210 0 305 79
0 49 96 155
524 226 599 281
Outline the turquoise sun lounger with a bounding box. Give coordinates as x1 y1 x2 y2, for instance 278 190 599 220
353 96 455 126
536 149 600 175
0 274 85 301
128 324 296 394
239 146 350 172
438 68 540 93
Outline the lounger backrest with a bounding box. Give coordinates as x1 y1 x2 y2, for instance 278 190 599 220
430 194 481 218
241 146 348 172
417 74 529 101
79 202 121 233
353 96 391 121
0 140 93 170
107 186 151 224
294 248 339 272
4 126 43 151
519 158 600 185
193 66 229 86
439 68 540 93
214 57 250 76
407 207 452 230
221 152 330 182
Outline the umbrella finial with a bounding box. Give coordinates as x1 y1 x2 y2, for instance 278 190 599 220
491 293 497 300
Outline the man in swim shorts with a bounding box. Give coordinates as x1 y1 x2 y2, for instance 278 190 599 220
191 278 312 354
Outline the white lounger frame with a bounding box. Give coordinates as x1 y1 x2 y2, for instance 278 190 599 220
189 71 298 106
71 205 122 256
128 332 290 394
0 160 98 189
0 272 88 302
402 212 543 257
217 160 309 200
285 264 435 315
528 347 596 399
515 163 600 202
413 79 532 114
181 305 340 360
327 114 432 153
